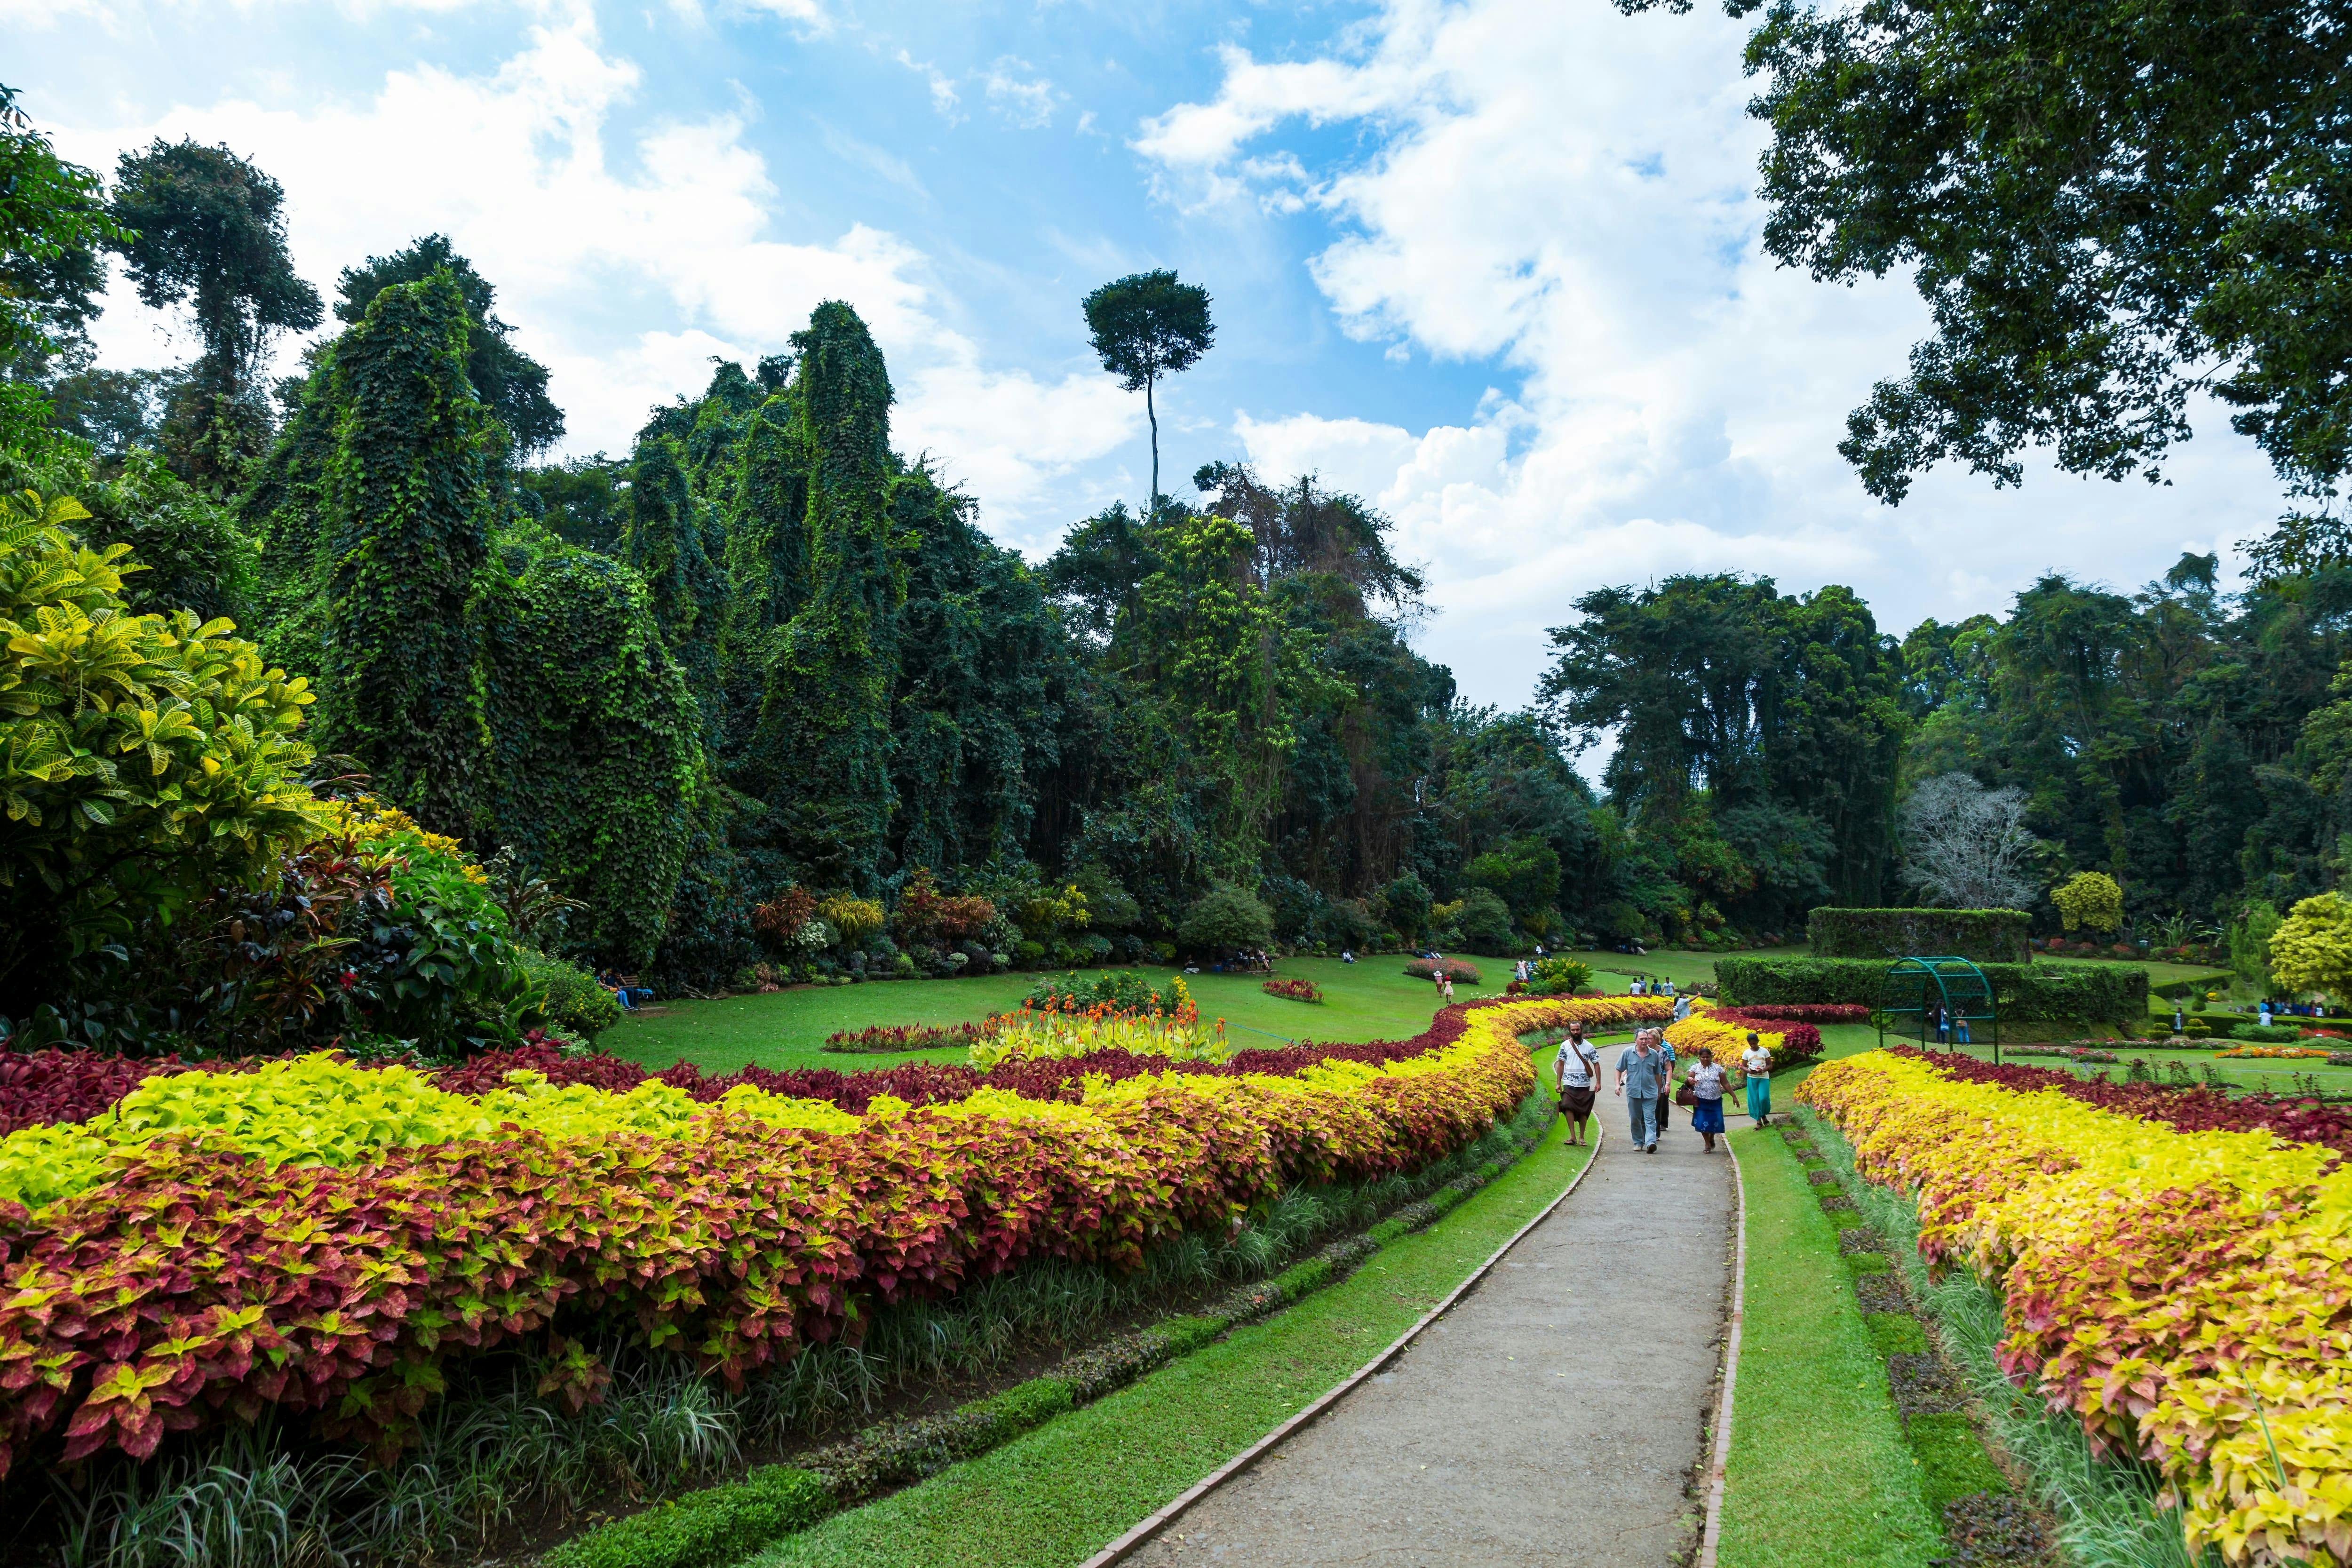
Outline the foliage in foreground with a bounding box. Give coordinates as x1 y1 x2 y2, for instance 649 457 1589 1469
1802 1051 2352 1565
0 997 1636 1480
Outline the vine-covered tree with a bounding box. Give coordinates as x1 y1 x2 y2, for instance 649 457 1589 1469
312 271 492 828
335 234 564 459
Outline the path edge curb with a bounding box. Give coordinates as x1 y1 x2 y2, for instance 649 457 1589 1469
1695 1125 1750 1568
1080 1112 1606 1568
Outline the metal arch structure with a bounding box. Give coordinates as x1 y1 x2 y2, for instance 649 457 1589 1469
1877 956 2001 1063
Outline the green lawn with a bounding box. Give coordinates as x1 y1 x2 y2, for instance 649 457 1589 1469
607 955 1488 1075
749 1044 1590 1568
1716 1123 1942 1568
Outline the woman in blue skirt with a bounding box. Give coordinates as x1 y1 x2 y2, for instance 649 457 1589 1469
1685 1047 1728 1152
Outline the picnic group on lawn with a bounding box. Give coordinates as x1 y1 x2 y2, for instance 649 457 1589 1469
1551 1019 1773 1154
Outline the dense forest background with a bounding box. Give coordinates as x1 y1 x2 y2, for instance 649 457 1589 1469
9 103 2351 1003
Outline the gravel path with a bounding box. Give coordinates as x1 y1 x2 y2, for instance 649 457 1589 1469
1123 1114 1737 1568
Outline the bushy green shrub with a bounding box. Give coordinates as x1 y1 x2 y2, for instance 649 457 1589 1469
540 1464 834 1568
1805 908 2031 963
523 951 622 1040
1716 955 2147 1022
1527 957 1594 994
2233 1023 2303 1043
1177 883 1274 953
1451 887 1516 953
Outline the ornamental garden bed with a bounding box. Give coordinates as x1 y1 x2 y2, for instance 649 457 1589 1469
1801 1048 2352 1563
0 995 1667 1567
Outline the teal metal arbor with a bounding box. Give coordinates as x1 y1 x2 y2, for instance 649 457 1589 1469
1877 956 2002 1063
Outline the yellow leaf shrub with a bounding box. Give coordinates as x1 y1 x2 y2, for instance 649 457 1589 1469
1802 1051 2352 1566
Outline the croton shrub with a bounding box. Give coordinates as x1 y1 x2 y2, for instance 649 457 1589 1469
0 995 1663 1479
1802 1049 2352 1566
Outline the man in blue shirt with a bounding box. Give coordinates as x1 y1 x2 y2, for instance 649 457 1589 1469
1616 1029 1666 1153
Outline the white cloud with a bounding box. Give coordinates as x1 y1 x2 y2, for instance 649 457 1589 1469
895 48 962 122
984 56 1058 129
50 13 1132 529
1147 0 2288 706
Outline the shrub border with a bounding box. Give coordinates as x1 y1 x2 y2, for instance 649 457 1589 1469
540 1079 1572 1568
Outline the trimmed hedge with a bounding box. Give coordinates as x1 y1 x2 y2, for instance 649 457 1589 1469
1805 908 2031 964
1716 956 2147 1023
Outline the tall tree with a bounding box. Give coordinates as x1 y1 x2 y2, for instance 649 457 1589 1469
1621 0 2352 566
1082 270 1214 513
752 300 903 893
334 235 564 458
107 139 321 489
314 272 492 829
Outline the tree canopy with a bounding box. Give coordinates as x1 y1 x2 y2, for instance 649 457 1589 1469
1621 0 2352 567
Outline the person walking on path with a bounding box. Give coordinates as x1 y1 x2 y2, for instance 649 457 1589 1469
1740 1032 1773 1127
1653 1032 1676 1139
1556 1025 1600 1146
1440 972 1455 1004
1671 991 1692 1023
1685 1047 1727 1152
1616 1028 1666 1153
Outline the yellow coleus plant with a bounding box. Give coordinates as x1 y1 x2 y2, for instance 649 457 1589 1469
1802 1052 2352 1567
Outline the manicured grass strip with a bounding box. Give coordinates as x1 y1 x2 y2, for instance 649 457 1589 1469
746 1104 1591 1568
1715 1125 1942 1568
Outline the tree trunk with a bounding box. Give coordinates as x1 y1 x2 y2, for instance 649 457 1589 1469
1146 374 1159 517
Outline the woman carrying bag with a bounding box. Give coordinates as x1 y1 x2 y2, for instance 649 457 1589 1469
1681 1047 1728 1152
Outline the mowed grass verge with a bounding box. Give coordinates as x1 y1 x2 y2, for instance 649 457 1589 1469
1715 1124 1942 1568
746 1046 1589 1568
604 955 1480 1075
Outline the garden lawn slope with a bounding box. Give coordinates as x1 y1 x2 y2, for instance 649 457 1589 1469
0 996 1669 1480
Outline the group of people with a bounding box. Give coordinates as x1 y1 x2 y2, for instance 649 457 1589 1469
1551 1020 1773 1155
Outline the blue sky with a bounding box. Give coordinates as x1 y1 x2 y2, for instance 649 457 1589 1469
6 0 2288 712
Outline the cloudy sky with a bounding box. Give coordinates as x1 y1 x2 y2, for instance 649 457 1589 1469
5 0 2286 709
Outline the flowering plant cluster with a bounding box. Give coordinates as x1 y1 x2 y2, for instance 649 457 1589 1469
2215 1045 2333 1060
1884 1046 2352 1162
822 1023 996 1054
0 997 1594 1479
1263 977 1324 1003
1722 1003 1870 1025
1801 1051 2352 1566
968 1001 1228 1067
1664 1002 1825 1073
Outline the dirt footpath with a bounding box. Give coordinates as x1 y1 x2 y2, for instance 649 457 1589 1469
1122 1114 1737 1568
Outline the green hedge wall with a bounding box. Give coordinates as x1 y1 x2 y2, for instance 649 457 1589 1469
1716 956 2148 1023
1804 908 2032 964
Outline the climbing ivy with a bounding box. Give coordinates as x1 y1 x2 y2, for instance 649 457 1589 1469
313 271 492 829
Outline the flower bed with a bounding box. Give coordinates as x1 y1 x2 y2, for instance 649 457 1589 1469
1800 1050 2352 1565
1724 1003 1871 1025
0 996 1604 1479
1401 957 1479 984
823 1023 995 1054
1665 1002 1826 1074
1880 1046 2352 1161
2215 1045 2333 1060
1262 978 1323 1003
